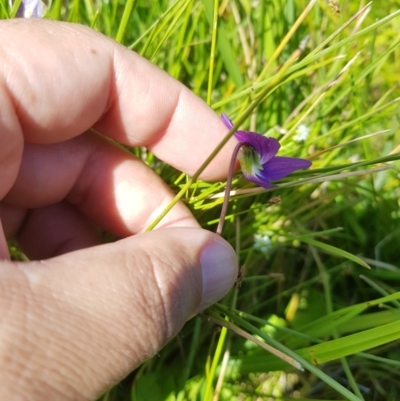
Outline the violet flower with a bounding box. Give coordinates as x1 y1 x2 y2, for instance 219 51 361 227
222 114 311 189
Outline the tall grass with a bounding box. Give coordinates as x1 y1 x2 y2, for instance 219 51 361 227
3 0 400 400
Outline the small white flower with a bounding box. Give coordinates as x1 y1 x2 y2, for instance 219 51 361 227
12 0 46 18
294 124 310 143
254 234 272 255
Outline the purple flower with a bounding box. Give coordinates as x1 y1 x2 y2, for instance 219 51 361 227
222 113 311 189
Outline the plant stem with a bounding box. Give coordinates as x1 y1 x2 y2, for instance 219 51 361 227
216 142 244 236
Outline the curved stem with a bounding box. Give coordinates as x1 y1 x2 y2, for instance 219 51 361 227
216 142 244 236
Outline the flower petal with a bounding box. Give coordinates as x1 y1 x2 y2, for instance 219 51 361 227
221 113 234 129
241 170 275 189
261 156 311 180
234 131 280 164
16 0 46 18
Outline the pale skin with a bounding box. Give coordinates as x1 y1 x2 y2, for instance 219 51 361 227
0 20 238 400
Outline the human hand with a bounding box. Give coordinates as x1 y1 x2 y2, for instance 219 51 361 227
0 19 238 400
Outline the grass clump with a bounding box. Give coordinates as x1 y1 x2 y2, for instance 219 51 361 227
3 0 400 400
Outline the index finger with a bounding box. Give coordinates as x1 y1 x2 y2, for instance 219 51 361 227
0 19 236 197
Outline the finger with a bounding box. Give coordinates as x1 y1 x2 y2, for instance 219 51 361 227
16 202 103 260
0 220 9 260
0 201 102 259
4 131 198 236
0 203 27 238
0 228 238 400
1 19 236 198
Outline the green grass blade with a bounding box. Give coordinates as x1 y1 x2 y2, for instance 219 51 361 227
115 0 137 43
300 238 370 269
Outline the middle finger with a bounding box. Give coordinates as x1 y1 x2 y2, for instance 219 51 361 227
3 131 198 237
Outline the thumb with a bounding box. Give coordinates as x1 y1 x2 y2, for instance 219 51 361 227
0 227 237 401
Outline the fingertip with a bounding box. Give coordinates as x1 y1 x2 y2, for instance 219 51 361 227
198 236 238 311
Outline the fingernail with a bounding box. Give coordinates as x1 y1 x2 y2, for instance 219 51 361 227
199 238 238 311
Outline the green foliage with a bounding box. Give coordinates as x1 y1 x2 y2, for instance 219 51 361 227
3 0 400 400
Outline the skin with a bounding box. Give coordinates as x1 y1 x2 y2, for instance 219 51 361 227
0 19 238 400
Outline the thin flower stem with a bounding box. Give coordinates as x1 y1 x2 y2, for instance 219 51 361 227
216 142 244 236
